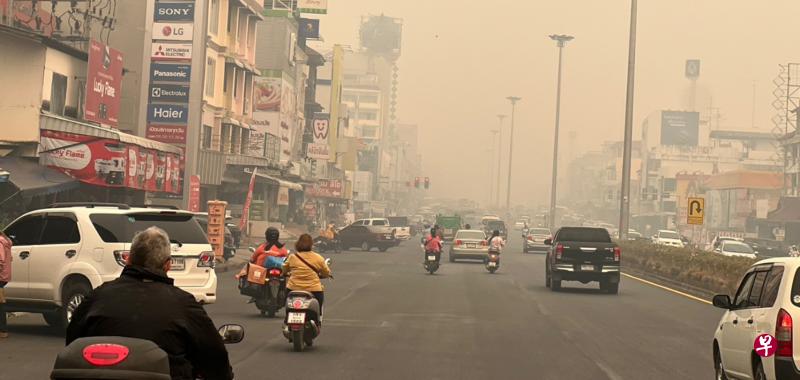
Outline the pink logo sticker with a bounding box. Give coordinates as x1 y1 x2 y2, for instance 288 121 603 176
754 333 777 357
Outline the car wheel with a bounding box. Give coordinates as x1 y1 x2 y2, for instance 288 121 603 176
379 247 388 252
714 346 728 380
46 280 91 329
754 360 766 380
545 268 551 288
361 242 371 252
550 275 561 291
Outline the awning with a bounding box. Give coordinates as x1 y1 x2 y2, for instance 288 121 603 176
252 171 303 191
768 197 800 222
0 157 79 197
40 113 183 154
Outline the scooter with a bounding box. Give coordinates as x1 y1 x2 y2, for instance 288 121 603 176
486 250 500 274
246 247 287 318
50 324 244 380
314 236 341 253
282 258 332 352
424 251 440 274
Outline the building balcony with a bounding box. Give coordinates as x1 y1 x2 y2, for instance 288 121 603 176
225 152 276 169
197 149 226 186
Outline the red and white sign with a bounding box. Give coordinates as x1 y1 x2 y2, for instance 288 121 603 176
277 186 290 206
305 179 343 199
754 334 776 357
146 124 187 144
40 129 182 194
151 42 192 61
188 175 201 212
240 168 257 231
85 40 123 128
312 118 329 144
306 143 329 160
152 22 193 41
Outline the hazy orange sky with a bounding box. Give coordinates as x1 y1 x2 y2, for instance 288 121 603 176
319 1 800 207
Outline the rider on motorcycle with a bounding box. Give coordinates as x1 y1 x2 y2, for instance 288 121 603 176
488 230 505 253
282 234 332 325
423 227 443 262
251 227 289 266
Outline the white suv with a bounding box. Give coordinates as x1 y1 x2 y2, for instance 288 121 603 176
712 257 800 380
3 203 217 329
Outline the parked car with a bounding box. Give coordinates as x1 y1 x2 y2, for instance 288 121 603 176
652 229 685 248
712 258 795 380
544 227 620 294
709 235 745 251
448 230 488 262
338 223 396 252
387 216 412 241
524 228 551 253
714 240 757 259
3 203 217 329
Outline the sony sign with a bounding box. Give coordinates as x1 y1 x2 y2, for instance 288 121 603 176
154 2 194 22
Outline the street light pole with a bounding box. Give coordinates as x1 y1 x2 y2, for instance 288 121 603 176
505 97 521 211
489 129 499 206
495 114 506 209
548 34 574 229
618 0 638 240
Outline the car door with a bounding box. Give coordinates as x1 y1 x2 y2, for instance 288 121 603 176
2 214 45 299
721 271 761 378
28 212 83 301
338 226 356 248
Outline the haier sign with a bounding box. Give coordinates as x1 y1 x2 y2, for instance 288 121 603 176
147 104 188 124
154 2 194 22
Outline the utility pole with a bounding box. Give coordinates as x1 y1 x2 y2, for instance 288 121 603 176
548 34 574 230
495 114 506 209
618 0 638 240
489 130 499 205
505 97 521 211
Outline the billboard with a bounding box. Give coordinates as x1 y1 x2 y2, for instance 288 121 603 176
84 40 123 128
152 22 193 41
661 111 700 146
150 63 191 82
312 114 330 144
146 124 187 144
253 76 282 112
298 0 327 14
306 143 329 160
149 83 190 103
305 179 343 198
151 42 192 61
154 2 194 21
685 59 701 79
147 104 188 124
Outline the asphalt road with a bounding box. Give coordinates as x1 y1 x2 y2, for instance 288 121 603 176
1 235 723 379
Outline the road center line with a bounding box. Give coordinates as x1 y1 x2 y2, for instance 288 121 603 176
622 272 712 305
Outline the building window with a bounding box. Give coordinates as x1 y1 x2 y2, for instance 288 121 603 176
361 126 378 138
360 95 378 104
359 111 378 121
50 73 68 116
221 124 231 153
205 58 216 97
201 125 213 149
266 133 279 161
209 0 219 35
662 201 677 212
231 126 241 154
241 129 250 155
662 178 677 192
232 68 239 97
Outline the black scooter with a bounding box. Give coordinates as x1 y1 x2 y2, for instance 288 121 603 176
50 324 244 379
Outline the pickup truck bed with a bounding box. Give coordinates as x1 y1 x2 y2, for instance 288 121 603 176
545 227 620 294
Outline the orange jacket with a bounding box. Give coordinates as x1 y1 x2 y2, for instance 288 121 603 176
251 243 288 266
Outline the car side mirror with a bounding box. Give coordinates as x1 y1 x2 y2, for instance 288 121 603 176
543 238 552 245
218 324 244 344
712 295 732 310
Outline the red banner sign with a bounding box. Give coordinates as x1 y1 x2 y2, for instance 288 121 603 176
305 179 343 198
41 129 182 194
188 175 201 212
84 40 123 128
239 169 257 231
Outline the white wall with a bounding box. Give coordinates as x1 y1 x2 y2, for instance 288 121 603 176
0 33 46 142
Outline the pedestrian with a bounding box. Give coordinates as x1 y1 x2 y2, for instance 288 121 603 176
0 231 12 338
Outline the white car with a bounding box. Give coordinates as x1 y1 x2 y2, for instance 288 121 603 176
712 257 800 380
350 218 408 241
3 203 218 328
715 241 757 259
652 230 685 248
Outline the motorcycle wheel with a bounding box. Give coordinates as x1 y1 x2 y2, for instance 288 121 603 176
292 329 304 352
267 307 277 318
488 267 497 274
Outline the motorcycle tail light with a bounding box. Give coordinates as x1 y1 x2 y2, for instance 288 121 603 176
269 269 282 276
83 344 130 366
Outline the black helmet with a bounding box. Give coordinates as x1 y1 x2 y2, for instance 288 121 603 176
492 230 500 237
265 227 280 243
465 224 472 230
430 228 437 236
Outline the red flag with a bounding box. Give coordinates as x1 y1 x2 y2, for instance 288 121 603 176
239 168 257 232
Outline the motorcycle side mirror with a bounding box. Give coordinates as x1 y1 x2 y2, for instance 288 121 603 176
325 258 332 266
248 247 256 253
218 324 245 344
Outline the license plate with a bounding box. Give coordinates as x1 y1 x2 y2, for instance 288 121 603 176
287 312 306 324
170 258 185 271
466 243 476 248
488 262 497 267
580 264 595 271
427 255 436 261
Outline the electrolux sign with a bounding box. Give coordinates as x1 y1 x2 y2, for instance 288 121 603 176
147 104 188 124
150 63 191 83
150 83 190 103
154 2 194 22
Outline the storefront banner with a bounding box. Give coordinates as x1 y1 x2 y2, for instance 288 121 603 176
277 186 290 206
84 40 124 128
240 168 257 231
146 124 187 144
305 179 343 198
306 143 329 160
188 175 201 212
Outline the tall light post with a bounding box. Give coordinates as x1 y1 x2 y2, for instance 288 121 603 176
505 97 521 211
618 0 638 240
495 114 506 209
548 34 574 229
489 129 499 206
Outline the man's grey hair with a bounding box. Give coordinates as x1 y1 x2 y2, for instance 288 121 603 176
130 226 171 271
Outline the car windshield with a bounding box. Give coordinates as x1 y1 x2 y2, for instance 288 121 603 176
456 231 485 240
659 231 680 239
530 228 551 235
487 221 505 229
90 213 208 244
557 228 611 243
724 242 754 254
372 219 388 226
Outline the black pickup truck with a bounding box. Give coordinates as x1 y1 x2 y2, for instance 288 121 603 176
544 227 620 294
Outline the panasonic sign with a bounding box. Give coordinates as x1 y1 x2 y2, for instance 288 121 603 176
150 63 191 83
154 2 194 22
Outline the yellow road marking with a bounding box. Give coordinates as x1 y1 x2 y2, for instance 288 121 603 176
622 272 712 305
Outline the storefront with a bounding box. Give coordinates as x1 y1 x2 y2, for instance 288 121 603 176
304 179 348 226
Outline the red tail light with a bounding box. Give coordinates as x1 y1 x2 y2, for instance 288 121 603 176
527 235 533 241
614 247 621 262
480 240 487 246
197 251 216 268
268 269 282 277
777 308 793 357
455 239 462 246
83 344 130 366
555 244 564 260
113 250 130 267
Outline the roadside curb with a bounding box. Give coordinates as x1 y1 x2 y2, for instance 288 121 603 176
215 256 247 273
622 266 716 302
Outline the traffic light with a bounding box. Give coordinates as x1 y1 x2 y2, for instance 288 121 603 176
414 177 420 188
424 177 430 189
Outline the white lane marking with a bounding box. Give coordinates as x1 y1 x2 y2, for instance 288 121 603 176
595 361 624 380
622 272 712 305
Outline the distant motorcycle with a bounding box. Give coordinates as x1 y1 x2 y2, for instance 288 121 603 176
424 250 440 274
314 236 341 253
244 247 288 318
486 250 500 274
282 258 332 352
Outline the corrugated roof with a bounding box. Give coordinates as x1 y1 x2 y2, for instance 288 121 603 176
704 170 783 190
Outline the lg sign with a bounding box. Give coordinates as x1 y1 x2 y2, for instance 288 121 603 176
153 22 193 41
154 2 194 21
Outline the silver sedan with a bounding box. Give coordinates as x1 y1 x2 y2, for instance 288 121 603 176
449 230 489 262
